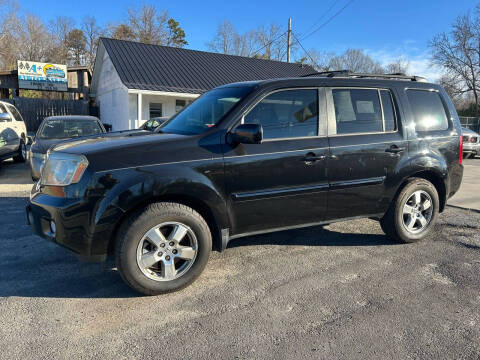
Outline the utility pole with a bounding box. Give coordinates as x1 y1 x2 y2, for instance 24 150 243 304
287 18 292 63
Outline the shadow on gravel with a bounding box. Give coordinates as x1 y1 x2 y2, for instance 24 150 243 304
228 225 399 248
0 195 396 299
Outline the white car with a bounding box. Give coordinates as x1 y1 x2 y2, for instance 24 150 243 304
0 101 27 163
462 127 480 159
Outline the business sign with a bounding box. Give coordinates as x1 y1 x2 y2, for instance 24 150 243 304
17 60 68 92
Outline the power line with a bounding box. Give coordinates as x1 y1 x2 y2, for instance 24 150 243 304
251 30 288 58
302 0 339 36
301 0 355 42
291 32 318 68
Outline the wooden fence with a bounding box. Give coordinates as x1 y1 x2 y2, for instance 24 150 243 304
1 97 99 133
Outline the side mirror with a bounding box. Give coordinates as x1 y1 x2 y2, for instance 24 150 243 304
0 113 11 122
229 123 263 144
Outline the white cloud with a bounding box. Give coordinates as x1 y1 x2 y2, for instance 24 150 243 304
365 42 444 82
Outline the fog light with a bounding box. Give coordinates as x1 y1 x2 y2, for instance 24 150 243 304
50 220 56 235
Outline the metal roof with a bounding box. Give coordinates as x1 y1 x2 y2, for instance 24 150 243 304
100 38 316 94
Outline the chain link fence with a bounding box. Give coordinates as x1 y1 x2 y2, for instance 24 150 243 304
459 117 480 133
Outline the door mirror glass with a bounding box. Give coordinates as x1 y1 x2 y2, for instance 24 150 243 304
0 112 11 122
230 123 263 144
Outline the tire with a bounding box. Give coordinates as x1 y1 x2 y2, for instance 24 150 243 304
463 152 472 159
380 178 439 243
13 140 26 163
115 202 212 295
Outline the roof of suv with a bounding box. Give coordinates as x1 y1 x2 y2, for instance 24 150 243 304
220 71 435 90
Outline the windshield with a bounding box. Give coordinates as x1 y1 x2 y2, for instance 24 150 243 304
160 86 252 135
39 119 103 139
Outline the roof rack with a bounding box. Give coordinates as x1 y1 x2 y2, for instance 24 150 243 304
302 70 428 82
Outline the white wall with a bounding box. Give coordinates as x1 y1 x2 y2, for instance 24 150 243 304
129 93 199 128
95 51 129 131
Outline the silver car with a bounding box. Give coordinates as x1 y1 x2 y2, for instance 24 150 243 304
462 127 480 159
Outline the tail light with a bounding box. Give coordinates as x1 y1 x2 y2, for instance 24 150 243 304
459 135 463 164
469 137 476 143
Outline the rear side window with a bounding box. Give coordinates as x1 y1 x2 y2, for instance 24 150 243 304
333 89 383 134
7 105 23 122
380 90 396 132
244 89 318 139
407 90 449 132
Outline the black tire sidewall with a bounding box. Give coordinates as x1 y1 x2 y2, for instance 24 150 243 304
393 179 439 243
117 203 211 295
14 140 26 162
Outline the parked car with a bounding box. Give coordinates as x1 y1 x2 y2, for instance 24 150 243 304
0 101 27 164
140 117 169 132
29 116 105 181
26 72 464 295
462 127 479 159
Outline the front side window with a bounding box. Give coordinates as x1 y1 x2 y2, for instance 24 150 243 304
407 89 449 132
244 89 318 139
161 86 252 135
39 119 103 139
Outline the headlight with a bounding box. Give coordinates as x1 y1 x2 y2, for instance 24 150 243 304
40 153 89 186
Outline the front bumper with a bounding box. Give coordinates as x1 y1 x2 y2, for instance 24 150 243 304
26 191 107 262
463 142 480 154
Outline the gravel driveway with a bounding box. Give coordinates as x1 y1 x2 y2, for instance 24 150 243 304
0 191 479 359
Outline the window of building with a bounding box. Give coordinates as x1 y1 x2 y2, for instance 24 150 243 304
149 103 163 119
175 99 186 113
244 89 318 139
406 90 449 132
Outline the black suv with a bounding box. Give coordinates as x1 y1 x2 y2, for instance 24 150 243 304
26 72 464 295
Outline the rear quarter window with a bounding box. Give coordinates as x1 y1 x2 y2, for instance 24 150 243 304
407 89 449 132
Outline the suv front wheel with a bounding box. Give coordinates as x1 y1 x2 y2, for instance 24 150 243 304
380 178 439 243
116 202 212 295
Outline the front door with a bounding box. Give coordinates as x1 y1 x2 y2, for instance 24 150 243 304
223 88 330 236
326 87 408 220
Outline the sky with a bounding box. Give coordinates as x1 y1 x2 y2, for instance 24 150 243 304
14 0 479 81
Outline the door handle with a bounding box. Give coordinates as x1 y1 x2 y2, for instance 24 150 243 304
385 145 405 154
303 152 326 164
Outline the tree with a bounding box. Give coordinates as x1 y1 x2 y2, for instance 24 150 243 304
430 6 480 115
66 29 86 66
166 18 187 47
111 24 136 41
127 4 168 44
329 49 384 74
48 16 74 64
206 20 237 55
384 57 409 74
82 16 103 69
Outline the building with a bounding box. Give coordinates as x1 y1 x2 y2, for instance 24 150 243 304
90 38 315 131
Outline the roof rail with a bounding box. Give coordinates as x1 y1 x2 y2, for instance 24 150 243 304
302 70 428 82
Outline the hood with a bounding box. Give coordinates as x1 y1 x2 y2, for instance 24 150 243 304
31 129 149 154
31 138 66 154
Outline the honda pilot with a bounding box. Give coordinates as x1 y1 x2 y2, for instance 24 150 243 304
26 72 464 295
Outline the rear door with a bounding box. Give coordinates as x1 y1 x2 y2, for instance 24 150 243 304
326 87 408 220
223 87 330 236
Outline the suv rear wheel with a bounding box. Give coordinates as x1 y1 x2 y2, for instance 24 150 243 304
116 202 212 295
380 178 439 243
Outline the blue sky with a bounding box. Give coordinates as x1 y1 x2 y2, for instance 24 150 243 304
16 0 478 79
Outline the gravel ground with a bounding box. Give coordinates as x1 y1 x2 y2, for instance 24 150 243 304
0 192 479 359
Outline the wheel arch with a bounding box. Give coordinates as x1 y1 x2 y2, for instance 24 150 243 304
395 169 447 213
107 193 225 256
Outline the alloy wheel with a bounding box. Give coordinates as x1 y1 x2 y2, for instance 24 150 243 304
402 190 433 234
136 222 198 281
